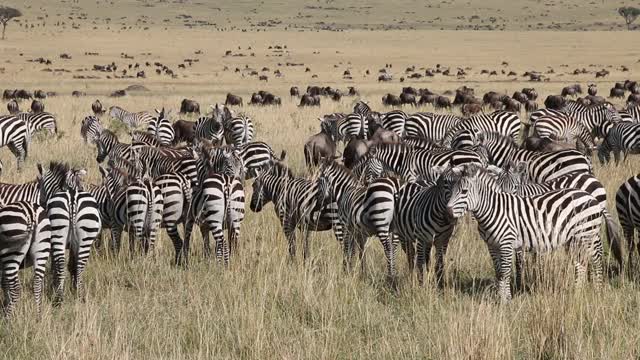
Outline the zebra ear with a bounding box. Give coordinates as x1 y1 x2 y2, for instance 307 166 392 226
279 150 287 161
99 166 108 179
474 132 485 146
37 163 44 176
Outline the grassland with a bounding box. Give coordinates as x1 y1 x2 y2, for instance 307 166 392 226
1 1 640 359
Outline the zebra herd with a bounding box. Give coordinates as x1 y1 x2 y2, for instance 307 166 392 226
3 94 640 316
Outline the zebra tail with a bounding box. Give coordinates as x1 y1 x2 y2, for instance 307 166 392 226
603 208 624 271
143 180 155 242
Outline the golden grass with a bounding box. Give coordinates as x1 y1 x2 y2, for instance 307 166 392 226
1 26 640 359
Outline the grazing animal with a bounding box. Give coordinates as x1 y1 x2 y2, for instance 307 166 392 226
304 118 338 168
597 121 640 165
224 93 243 107
0 115 30 170
92 99 104 116
7 99 19 114
108 106 154 129
30 99 45 113
179 99 201 114
146 108 175 146
16 112 57 136
80 115 103 144
172 119 196 145
446 164 604 302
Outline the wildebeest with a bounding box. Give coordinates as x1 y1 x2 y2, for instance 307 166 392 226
2 89 15 100
306 86 324 96
462 103 482 116
299 94 320 107
180 98 201 113
110 89 126 97
330 90 342 102
92 99 104 115
524 100 538 113
378 73 392 82
399 93 417 106
561 84 582 97
14 89 32 100
34 90 47 99
347 86 359 96
304 119 337 167
502 98 521 113
72 90 86 97
522 88 538 101
224 93 243 107
402 87 418 96
512 91 528 104
6 99 19 114
628 93 640 104
544 95 565 110
588 84 597 96
585 95 606 106
250 93 263 105
595 70 609 78
172 119 196 145
435 95 452 110
342 139 369 169
610 87 625 99
290 86 300 97
522 136 580 153
30 99 45 113
418 94 438 106
382 94 401 106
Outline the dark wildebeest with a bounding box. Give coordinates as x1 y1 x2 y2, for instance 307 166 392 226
7 99 19 114
512 91 528 104
462 103 482 116
2 89 15 100
34 90 47 99
502 98 521 113
15 89 32 100
544 95 565 110
304 119 337 168
399 93 417 106
522 136 579 153
306 86 324 96
180 98 201 113
524 100 538 113
561 84 581 97
610 87 625 99
299 94 320 107
483 91 503 105
628 93 640 104
92 99 104 116
585 95 606 106
522 88 538 101
261 91 279 105
30 100 44 113
72 90 86 97
342 139 369 169
110 90 126 97
588 84 597 96
347 86 359 96
224 93 243 107
250 93 263 105
259 75 268 82
382 94 401 106
402 87 418 96
418 94 438 106
172 120 196 145
378 74 392 82
290 86 300 97
330 90 342 102
435 96 452 110
453 91 477 106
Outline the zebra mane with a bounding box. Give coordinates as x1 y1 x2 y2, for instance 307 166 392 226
47 161 71 179
267 160 294 179
368 141 413 155
323 160 358 182
101 129 119 141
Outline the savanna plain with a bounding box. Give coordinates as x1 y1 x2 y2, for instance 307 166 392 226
1 0 640 358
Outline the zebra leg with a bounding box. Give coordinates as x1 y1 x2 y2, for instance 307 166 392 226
201 224 212 259
302 227 311 262
68 249 78 294
110 227 123 254
496 243 514 302
213 227 226 265
515 248 524 293
434 231 453 289
416 237 433 287
283 221 297 260
227 221 240 260
182 217 195 266
357 234 367 276
2 263 22 318
590 236 604 286
73 249 90 302
622 225 635 277
613 150 621 165
166 223 183 266
400 238 416 275
51 238 67 305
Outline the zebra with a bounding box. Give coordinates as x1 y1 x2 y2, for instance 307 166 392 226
405 112 463 142
129 146 199 187
131 130 162 147
365 142 486 181
146 108 175 146
379 110 408 138
621 103 640 122
184 147 245 265
0 115 30 171
47 168 102 303
446 164 604 301
109 106 154 129
16 112 57 137
472 132 592 182
597 121 640 165
615 175 640 271
250 154 335 261
222 110 255 147
0 200 51 317
392 166 458 287
322 111 367 143
441 111 520 146
529 110 595 152
95 129 144 163
402 136 445 151
194 106 225 145
0 162 74 206
530 103 621 140
491 162 624 272
80 115 103 144
316 160 402 281
203 142 281 180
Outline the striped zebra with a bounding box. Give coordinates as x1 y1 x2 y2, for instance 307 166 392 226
0 200 51 317
380 110 408 138
108 156 192 264
109 106 154 129
131 130 161 147
130 146 199 187
184 148 245 265
250 155 336 260
222 110 255 147
392 166 458 287
0 162 74 206
621 103 640 122
316 160 402 280
365 143 486 181
80 115 103 144
472 132 592 182
86 167 116 251
492 162 624 272
402 136 445 151
194 106 225 145
529 110 595 152
47 168 102 303
16 112 57 136
597 121 640 165
441 111 520 146
203 142 280 180
0 115 30 171
446 164 604 301
321 111 367 143
530 102 621 140
615 175 640 270
405 112 463 142
146 108 175 146
95 129 143 163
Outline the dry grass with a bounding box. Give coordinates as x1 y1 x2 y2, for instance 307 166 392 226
1 9 640 359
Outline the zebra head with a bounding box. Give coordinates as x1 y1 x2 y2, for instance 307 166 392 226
36 161 72 205
80 115 103 145
250 157 289 213
445 164 475 219
95 130 118 163
108 106 123 119
65 168 88 192
487 162 527 194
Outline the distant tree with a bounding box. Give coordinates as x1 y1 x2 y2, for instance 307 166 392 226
618 6 640 30
0 6 22 40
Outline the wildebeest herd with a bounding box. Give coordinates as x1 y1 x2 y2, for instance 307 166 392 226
1 80 640 316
